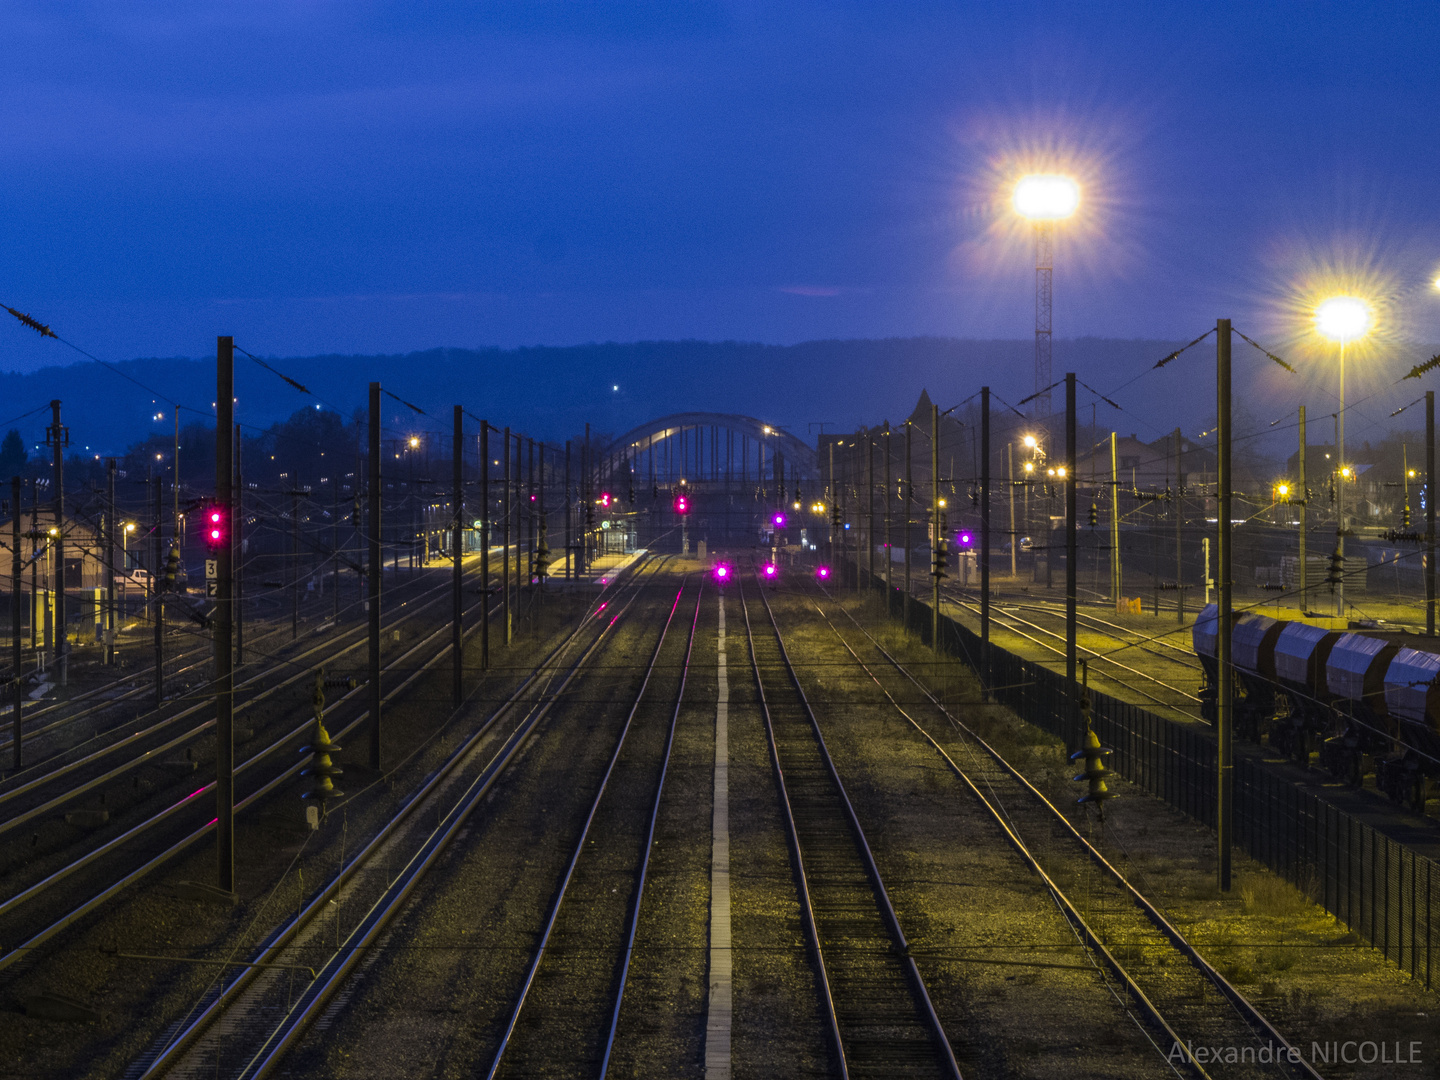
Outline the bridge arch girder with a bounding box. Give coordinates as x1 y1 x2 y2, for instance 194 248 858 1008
602 412 816 478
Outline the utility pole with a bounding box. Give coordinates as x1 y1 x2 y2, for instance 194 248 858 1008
1110 432 1122 613
1174 427 1184 623
106 459 117 664
291 489 300 641
1008 442 1017 580
905 423 913 627
47 400 67 687
828 441 837 574
215 336 235 894
502 426 511 644
368 382 382 771
481 421 490 670
866 435 875 594
235 424 244 664
452 406 463 709
1065 374 1078 749
1217 319 1234 892
1298 408 1307 614
153 470 164 708
1428 392 1435 636
980 388 991 693
883 423 892 602
564 440 572 580
931 403 941 654
11 476 21 771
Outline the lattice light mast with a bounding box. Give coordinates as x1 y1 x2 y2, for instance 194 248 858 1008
1013 175 1080 420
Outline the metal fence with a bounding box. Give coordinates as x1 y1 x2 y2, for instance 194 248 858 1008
885 585 1437 987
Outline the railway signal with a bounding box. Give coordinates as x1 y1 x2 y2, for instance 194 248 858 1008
713 562 733 583
932 534 949 581
1070 689 1114 815
301 671 344 815
202 502 227 550
1088 502 1098 527
674 492 689 514
163 542 181 590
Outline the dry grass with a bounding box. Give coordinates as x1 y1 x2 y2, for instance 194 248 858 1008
1239 872 1310 919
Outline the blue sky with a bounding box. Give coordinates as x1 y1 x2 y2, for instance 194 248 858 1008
2 1 1438 396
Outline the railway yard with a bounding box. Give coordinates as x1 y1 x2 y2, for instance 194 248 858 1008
0 553 1435 1079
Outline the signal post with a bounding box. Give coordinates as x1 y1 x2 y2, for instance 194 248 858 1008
214 336 236 894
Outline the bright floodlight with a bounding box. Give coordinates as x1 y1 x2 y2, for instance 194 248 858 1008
1013 174 1080 221
1314 296 1371 342
1022 435 1037 448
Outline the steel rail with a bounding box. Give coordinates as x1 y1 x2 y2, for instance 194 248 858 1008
747 572 964 1080
0 544 461 760
813 587 1325 1080
948 592 1201 711
1006 600 1205 671
187 558 667 1080
0 562 474 828
599 583 702 1076
483 576 694 1079
0 548 617 974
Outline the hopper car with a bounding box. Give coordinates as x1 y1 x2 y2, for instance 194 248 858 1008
1193 603 1437 811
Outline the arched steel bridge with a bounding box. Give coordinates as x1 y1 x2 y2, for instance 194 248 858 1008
599 412 817 485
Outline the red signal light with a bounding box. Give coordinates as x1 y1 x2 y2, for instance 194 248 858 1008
203 502 228 550
674 494 689 514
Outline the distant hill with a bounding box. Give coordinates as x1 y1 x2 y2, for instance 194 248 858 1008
2 337 1208 457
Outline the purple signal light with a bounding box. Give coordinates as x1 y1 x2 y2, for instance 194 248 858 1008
763 562 778 578
956 530 974 548
772 512 787 529
816 565 831 580
714 563 732 582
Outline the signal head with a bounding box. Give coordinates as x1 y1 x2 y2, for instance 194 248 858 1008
763 562 777 578
203 502 228 550
956 530 974 548
816 565 831 580
713 562 732 582
772 512 787 529
674 493 690 514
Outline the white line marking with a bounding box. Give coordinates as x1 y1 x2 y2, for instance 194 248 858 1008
705 593 732 1079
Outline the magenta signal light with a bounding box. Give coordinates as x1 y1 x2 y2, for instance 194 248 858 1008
816 565 831 580
763 562 777 578
956 530 974 548
772 512 786 528
714 563 732 581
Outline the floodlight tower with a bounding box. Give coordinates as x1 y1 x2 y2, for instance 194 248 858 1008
1014 175 1080 420
1314 295 1372 618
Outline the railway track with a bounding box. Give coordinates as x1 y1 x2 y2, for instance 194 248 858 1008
483 576 700 1078
808 583 1322 1080
742 570 963 1080
0 552 536 976
128 555 671 1080
941 587 1202 716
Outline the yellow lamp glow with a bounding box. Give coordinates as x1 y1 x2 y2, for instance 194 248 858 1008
1274 483 1290 499
1022 434 1037 448
1023 462 1035 474
1013 175 1080 221
1315 296 1372 342
1340 466 1353 479
408 436 420 449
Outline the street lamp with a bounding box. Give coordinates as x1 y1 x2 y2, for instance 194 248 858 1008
1013 174 1080 420
1315 294 1372 617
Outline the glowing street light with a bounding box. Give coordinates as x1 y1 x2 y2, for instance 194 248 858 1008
1014 174 1080 419
408 436 420 449
1314 294 1373 616
1013 175 1081 220
1022 434 1037 449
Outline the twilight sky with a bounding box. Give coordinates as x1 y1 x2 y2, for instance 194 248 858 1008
2 1 1439 394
